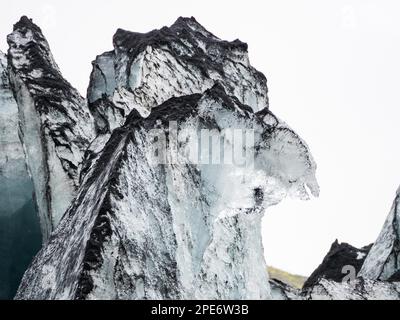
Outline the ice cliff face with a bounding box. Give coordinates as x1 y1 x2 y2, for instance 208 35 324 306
359 188 400 281
88 17 268 134
269 279 302 300
0 51 32 217
0 50 42 300
7 17 95 240
16 84 318 299
12 17 321 300
5 15 400 301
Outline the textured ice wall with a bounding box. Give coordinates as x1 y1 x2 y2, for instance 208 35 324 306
7 17 95 240
3 16 321 300
0 51 32 217
16 85 318 300
359 187 400 281
88 17 269 134
0 51 42 299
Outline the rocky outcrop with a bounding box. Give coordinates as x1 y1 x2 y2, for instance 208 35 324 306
303 240 372 289
7 16 95 240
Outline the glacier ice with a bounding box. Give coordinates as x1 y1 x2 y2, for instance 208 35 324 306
15 84 318 300
3 16 321 301
88 17 269 134
304 278 400 300
3 14 400 301
0 51 32 217
359 187 400 281
6 16 96 240
2 14 400 301
0 50 42 299
0 199 41 300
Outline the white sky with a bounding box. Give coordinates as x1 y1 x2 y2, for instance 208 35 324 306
1 0 400 276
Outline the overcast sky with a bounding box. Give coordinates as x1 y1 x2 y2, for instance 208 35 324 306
1 0 400 276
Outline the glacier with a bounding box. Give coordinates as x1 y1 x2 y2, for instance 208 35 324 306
303 240 372 289
15 84 318 300
0 51 31 219
359 187 400 281
8 16 320 300
88 17 269 134
0 50 41 299
304 278 400 300
1 15 399 300
7 16 95 241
